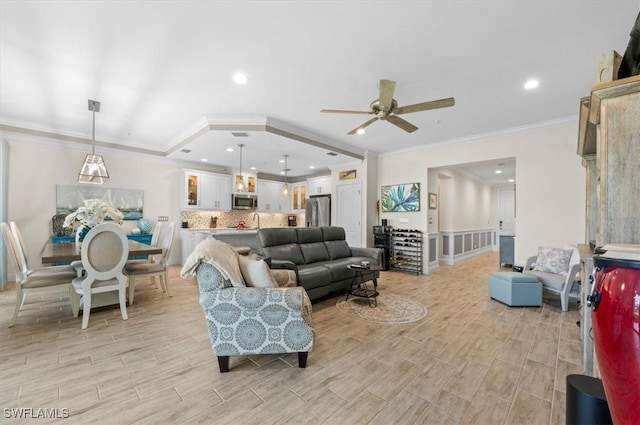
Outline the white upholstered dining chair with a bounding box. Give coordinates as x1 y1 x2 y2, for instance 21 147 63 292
2 222 76 327
126 222 175 304
69 223 130 329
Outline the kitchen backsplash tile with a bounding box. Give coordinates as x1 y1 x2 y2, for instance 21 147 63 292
180 210 305 229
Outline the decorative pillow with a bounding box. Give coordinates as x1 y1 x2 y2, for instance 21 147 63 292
533 247 573 274
238 256 278 288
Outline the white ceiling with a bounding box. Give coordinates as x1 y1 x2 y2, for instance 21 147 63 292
1 1 637 181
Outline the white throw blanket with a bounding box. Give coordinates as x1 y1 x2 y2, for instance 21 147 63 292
180 238 245 287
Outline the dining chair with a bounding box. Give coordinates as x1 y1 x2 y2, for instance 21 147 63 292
126 222 175 305
126 221 165 267
150 221 165 248
69 223 130 329
69 225 88 277
9 221 75 277
2 222 77 327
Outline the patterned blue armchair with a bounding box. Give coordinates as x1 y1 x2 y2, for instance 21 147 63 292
196 262 314 372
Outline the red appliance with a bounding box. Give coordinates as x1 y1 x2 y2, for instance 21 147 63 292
589 248 640 425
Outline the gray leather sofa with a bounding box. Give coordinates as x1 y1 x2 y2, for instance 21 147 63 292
257 226 382 301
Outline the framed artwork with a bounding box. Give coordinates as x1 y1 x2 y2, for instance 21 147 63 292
56 185 143 220
381 183 420 212
339 169 357 180
429 193 438 209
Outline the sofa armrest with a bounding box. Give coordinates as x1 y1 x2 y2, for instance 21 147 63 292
350 247 382 264
524 255 537 271
270 259 298 271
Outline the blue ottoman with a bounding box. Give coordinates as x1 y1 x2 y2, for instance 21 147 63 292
488 271 542 307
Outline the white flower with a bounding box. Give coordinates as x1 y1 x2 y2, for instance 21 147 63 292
63 199 124 228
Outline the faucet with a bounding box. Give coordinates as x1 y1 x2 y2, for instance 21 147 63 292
253 212 260 229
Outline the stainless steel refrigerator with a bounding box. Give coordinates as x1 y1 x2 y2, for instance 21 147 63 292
305 195 331 227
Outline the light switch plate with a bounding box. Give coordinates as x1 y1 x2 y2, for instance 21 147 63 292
158 216 169 222
399 217 409 223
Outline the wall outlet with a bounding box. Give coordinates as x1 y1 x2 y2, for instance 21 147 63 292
158 216 169 222
399 217 409 223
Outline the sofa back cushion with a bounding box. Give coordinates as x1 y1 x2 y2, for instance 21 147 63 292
297 228 330 264
321 226 352 260
257 228 305 265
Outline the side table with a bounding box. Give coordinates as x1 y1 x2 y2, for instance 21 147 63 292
345 264 381 308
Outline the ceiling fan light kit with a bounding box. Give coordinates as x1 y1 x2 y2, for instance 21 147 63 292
78 99 110 185
321 79 455 135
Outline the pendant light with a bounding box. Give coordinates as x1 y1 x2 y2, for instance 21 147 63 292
78 100 109 184
282 154 290 196
236 143 245 191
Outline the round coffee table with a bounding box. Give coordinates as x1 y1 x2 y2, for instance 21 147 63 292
345 264 381 308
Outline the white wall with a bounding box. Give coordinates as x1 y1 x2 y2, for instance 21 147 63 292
4 137 215 273
379 121 585 263
436 168 492 231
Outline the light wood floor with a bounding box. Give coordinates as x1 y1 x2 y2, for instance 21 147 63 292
0 252 582 424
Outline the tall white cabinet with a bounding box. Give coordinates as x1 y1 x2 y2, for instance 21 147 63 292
257 180 289 212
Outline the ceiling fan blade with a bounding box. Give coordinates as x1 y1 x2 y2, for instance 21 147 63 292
347 117 378 135
321 109 371 115
387 115 418 133
394 97 455 115
378 79 396 111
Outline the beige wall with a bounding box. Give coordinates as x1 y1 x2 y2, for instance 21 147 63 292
435 168 493 232
4 138 204 273
379 121 585 264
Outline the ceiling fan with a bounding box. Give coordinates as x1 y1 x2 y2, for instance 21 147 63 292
321 79 455 135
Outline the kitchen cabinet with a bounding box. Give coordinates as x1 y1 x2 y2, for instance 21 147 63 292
201 173 231 210
291 183 307 212
181 170 231 210
258 180 288 212
307 176 331 195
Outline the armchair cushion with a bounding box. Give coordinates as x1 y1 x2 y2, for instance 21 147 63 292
533 246 573 274
238 256 278 288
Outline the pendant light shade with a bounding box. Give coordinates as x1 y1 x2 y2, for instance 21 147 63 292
236 143 245 191
282 154 290 196
78 100 109 184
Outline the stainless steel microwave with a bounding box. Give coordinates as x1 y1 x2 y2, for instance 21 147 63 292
232 193 258 210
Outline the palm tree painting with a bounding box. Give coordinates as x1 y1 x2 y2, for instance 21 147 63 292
381 183 420 212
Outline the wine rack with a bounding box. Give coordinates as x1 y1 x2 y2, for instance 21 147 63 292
390 228 423 275
373 225 392 271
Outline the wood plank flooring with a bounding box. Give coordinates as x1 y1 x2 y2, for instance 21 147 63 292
0 252 582 424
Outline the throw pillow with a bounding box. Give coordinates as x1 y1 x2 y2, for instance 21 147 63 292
533 247 573 274
238 256 278 288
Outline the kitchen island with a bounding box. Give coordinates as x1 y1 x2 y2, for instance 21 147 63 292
179 227 264 264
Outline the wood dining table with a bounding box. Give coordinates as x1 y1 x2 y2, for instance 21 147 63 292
41 240 162 264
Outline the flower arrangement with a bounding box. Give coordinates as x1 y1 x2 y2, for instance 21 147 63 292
63 198 124 230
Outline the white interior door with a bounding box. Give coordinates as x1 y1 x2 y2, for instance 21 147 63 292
499 187 515 235
336 182 362 247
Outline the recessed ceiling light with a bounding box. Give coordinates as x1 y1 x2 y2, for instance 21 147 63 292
309 165 315 169
356 128 365 135
280 171 285 175
226 148 234 152
201 158 208 162
508 179 515 183
495 170 502 174
233 72 248 85
524 79 540 90
250 166 256 170
279 159 285 163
